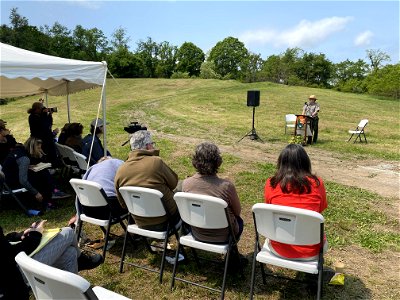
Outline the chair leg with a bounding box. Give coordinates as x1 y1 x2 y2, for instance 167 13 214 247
220 247 231 300
249 240 259 299
76 219 83 246
119 227 130 273
158 234 169 284
102 223 112 261
170 243 181 290
347 133 354 142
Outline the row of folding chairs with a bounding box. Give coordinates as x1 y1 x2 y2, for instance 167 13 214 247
69 178 325 300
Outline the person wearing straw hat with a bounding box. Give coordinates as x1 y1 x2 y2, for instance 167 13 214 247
302 95 320 144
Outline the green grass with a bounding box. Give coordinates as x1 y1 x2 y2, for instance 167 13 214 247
1 78 399 299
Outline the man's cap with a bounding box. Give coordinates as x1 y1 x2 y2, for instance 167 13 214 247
130 130 153 150
309 95 317 100
90 118 108 128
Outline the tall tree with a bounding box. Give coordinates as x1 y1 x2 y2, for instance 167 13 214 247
366 49 390 72
155 41 177 78
72 25 110 61
208 37 249 79
240 52 263 83
136 37 159 78
176 42 205 77
111 27 130 51
42 22 74 58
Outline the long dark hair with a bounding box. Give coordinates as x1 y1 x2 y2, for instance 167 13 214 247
270 144 319 194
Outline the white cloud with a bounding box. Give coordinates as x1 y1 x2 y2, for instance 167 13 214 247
70 0 101 10
239 16 353 49
354 30 374 46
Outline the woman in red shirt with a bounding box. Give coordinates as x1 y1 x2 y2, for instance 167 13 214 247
264 144 327 260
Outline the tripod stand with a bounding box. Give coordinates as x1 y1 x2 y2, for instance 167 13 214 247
238 106 263 142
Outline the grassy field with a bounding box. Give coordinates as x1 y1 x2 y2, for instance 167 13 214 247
1 79 399 299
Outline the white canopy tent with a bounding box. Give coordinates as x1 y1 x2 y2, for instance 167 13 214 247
0 42 109 158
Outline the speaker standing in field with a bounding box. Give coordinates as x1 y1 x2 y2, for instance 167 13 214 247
302 95 320 144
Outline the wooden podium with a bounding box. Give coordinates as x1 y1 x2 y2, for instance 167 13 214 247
295 115 314 145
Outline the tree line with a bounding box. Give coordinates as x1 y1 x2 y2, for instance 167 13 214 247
1 8 399 99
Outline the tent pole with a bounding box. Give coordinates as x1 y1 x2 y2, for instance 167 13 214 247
66 81 71 123
102 77 107 156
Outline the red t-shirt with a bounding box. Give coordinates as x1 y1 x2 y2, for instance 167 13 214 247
264 177 327 259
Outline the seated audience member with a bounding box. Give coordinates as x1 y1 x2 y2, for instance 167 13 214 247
79 156 128 219
115 130 180 231
0 221 102 300
264 144 328 260
82 118 111 166
58 122 84 153
0 120 17 165
182 142 244 243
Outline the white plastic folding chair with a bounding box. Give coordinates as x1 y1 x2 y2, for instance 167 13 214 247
118 186 181 284
69 178 129 261
285 114 297 134
15 252 131 300
73 151 89 175
249 203 325 300
170 192 239 300
348 119 368 143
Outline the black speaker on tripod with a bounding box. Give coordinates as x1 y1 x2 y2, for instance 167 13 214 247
238 90 263 142
247 90 260 107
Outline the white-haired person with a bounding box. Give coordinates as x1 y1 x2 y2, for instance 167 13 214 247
114 130 181 231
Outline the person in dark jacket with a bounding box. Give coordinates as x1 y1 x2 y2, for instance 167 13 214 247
82 118 111 166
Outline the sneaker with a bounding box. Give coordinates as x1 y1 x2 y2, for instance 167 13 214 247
52 190 71 200
78 251 103 271
46 202 58 211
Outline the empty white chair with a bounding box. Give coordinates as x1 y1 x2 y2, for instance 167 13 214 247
118 186 181 284
170 192 239 300
285 114 297 134
249 203 325 300
348 119 368 143
15 251 131 300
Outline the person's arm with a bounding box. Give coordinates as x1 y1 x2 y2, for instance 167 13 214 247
227 182 241 216
159 160 178 190
16 156 39 195
318 178 327 212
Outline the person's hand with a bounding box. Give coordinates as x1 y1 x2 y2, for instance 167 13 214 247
35 220 47 234
22 220 47 237
35 192 43 202
53 128 59 135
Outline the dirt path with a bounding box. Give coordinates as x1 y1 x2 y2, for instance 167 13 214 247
157 132 399 200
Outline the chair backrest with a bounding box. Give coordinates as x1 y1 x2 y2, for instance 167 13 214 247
358 119 368 129
285 114 297 123
55 142 68 159
63 144 78 162
15 252 91 300
174 192 228 229
70 178 108 207
73 151 88 171
252 203 324 245
119 186 165 218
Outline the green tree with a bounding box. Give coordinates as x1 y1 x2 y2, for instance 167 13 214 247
260 54 283 83
136 37 159 78
295 52 333 87
199 61 220 79
366 49 390 72
111 27 130 51
240 52 263 83
155 41 177 78
176 42 205 77
365 63 400 99
208 37 249 79
108 49 144 78
42 22 74 58
332 59 369 92
72 25 110 61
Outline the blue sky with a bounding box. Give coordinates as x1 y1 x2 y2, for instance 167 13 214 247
1 0 399 64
